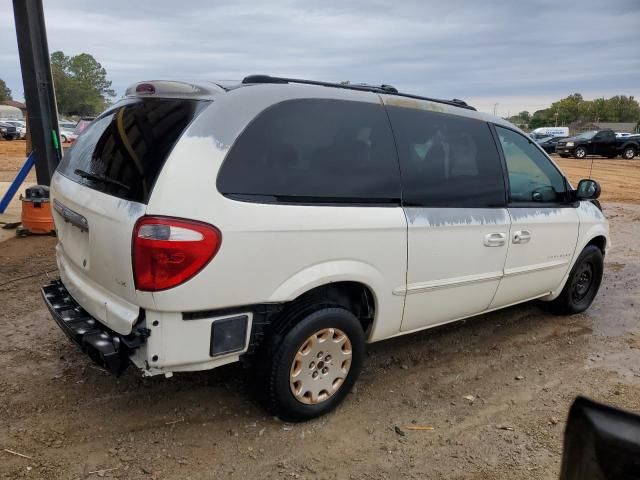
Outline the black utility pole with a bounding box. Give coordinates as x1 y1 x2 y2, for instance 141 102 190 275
13 0 61 185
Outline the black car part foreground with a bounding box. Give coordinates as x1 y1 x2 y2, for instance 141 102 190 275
560 396 640 479
41 279 149 375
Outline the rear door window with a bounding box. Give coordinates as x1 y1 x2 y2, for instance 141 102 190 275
386 106 506 207
57 98 208 203
217 99 401 203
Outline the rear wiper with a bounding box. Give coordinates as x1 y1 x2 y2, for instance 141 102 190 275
74 169 130 191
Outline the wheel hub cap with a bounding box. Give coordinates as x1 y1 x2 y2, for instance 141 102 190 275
289 328 352 405
572 262 593 301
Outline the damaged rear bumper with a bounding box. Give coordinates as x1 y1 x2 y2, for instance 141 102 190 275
41 279 149 375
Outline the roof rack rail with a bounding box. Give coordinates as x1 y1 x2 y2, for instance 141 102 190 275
241 74 476 111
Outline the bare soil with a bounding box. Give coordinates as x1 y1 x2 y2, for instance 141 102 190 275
1 143 640 479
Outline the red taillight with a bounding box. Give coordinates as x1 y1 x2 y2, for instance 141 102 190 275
132 216 221 291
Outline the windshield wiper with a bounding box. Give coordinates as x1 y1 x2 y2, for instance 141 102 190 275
74 168 130 191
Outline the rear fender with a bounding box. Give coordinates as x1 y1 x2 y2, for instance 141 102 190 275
269 260 403 341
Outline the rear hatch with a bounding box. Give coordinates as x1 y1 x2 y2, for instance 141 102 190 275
51 96 209 334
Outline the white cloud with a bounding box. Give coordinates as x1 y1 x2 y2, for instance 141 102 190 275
1 0 638 114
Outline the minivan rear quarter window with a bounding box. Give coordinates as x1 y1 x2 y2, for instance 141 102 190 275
217 99 401 203
386 106 506 208
58 98 208 204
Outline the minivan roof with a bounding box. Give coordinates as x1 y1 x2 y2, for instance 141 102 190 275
240 75 476 111
125 76 475 111
124 76 518 131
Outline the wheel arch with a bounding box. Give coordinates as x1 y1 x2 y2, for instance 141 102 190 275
282 281 378 335
541 229 609 302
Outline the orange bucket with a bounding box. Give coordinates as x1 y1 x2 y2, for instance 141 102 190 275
20 185 55 235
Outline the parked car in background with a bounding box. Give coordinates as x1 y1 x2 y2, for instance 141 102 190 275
67 117 94 143
556 129 640 159
535 135 567 154
58 122 77 143
0 121 19 140
43 77 610 421
530 126 570 140
0 119 27 139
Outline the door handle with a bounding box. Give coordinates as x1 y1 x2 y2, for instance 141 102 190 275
484 232 506 247
513 230 531 244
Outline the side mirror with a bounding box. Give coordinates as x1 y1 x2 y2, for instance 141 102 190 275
560 397 640 480
575 179 601 200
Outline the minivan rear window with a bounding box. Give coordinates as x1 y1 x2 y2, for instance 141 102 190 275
57 98 208 204
217 99 401 203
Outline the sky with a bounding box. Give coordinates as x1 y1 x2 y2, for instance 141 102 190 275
1 0 639 116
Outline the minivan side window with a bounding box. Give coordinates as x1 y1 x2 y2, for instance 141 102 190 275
495 126 567 204
217 99 401 203
386 106 506 208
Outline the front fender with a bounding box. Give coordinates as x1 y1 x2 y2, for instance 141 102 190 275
541 205 609 301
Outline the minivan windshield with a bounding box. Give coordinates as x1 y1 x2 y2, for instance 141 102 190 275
57 97 208 203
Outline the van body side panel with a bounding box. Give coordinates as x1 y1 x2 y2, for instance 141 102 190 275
147 89 408 339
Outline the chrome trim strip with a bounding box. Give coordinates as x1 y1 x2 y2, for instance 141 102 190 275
503 259 570 277
394 271 503 296
53 199 89 232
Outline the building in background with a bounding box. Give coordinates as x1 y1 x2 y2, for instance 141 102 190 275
0 101 26 119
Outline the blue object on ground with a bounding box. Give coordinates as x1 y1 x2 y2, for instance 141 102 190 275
0 152 36 214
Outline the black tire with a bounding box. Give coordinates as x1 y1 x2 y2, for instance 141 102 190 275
262 306 365 422
574 146 587 159
545 245 603 315
622 147 636 160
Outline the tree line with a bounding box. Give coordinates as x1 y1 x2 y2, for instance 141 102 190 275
508 93 640 130
1 52 115 116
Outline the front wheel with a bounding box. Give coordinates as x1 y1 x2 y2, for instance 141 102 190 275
622 147 636 160
545 245 604 315
574 146 587 159
263 306 365 422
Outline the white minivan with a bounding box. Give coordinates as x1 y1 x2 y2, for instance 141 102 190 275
43 76 609 421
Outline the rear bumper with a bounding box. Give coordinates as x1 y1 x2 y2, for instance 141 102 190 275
41 279 149 375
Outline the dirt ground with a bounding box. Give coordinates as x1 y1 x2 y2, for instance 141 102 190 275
1 141 640 479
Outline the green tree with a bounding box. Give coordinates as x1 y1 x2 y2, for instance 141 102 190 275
0 78 12 102
51 51 115 116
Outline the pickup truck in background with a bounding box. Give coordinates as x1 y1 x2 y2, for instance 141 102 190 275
556 129 640 159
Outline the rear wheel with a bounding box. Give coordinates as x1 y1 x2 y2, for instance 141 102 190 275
574 146 587 159
622 147 636 160
262 306 365 422
545 245 603 315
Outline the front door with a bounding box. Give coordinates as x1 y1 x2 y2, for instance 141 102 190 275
490 126 579 308
382 100 510 332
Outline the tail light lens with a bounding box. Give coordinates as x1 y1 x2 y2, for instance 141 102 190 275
132 216 221 291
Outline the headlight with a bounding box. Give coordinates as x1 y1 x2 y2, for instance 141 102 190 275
566 142 574 147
